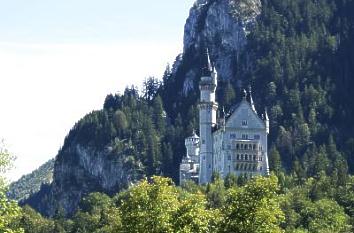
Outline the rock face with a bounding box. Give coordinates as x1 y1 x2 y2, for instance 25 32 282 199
25 142 142 217
179 0 261 95
49 145 138 216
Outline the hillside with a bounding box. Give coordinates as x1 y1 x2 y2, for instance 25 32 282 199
7 159 54 202
23 0 354 218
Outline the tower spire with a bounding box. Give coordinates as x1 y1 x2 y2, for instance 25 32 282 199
202 47 214 76
248 86 256 113
265 108 269 134
242 89 247 100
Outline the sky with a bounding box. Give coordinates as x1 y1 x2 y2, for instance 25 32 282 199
0 0 195 181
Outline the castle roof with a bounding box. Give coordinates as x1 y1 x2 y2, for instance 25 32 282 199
188 130 200 139
221 99 266 131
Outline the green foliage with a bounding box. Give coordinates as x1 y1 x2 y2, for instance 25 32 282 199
14 174 354 232
281 176 351 233
72 193 121 233
219 175 285 233
118 176 179 233
0 192 24 233
234 0 354 178
16 206 55 233
0 144 24 233
172 191 218 233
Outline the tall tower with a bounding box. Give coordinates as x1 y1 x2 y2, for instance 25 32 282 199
199 49 218 184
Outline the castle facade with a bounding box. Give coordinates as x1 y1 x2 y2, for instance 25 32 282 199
180 53 270 184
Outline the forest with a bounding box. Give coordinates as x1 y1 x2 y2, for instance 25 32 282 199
2 0 354 232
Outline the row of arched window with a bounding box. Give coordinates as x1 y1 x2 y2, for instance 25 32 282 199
235 163 259 171
235 143 262 151
235 154 263 162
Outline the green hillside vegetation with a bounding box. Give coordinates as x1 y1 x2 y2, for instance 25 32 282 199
161 0 354 181
13 174 354 232
8 159 54 202
3 0 354 232
0 143 24 233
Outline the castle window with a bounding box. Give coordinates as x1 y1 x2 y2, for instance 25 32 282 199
254 134 260 140
241 154 244 160
245 154 248 160
242 120 248 126
236 144 240 150
253 144 256 150
237 154 240 160
253 155 256 161
242 134 248 140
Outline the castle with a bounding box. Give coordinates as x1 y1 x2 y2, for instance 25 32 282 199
179 51 270 184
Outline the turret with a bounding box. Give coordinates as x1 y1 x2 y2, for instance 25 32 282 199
248 86 257 113
199 48 218 184
185 130 200 159
265 109 269 134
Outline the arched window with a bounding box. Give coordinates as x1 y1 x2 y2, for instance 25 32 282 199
245 154 248 160
236 144 240 150
241 154 244 160
237 154 240 160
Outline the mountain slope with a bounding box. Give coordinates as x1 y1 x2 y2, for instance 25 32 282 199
7 159 54 202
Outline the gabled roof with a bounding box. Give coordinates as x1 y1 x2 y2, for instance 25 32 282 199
225 99 266 129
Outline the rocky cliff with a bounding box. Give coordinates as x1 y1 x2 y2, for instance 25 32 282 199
179 0 261 95
25 139 143 216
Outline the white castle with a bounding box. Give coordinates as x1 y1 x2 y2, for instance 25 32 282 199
179 51 270 184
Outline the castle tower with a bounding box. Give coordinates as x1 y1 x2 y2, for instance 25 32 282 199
198 49 218 184
185 130 200 161
179 131 200 184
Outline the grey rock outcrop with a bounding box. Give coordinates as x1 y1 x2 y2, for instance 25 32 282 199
25 143 142 217
179 0 261 95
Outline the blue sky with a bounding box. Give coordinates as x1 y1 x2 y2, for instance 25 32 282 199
0 0 194 43
0 0 195 181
